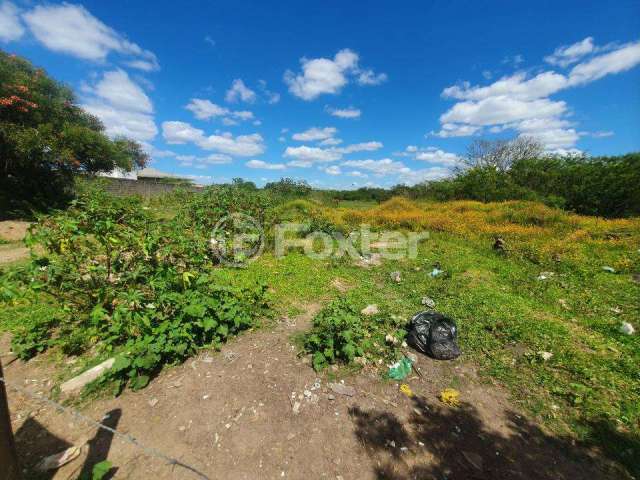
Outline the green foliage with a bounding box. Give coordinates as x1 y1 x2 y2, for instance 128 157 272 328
264 178 312 199
0 50 148 218
304 298 367 370
14 186 269 390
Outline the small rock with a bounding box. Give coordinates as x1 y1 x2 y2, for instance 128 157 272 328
303 390 312 398
421 296 436 309
329 382 356 397
385 334 399 346
148 398 159 407
390 271 402 283
292 401 301 415
178 426 186 432
538 351 553 361
620 322 635 335
537 272 555 281
361 304 379 316
286 433 296 440
327 394 335 401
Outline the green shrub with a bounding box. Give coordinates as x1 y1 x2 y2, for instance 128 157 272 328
304 299 367 371
16 186 269 390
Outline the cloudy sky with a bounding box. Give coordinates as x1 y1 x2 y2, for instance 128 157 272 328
1 1 639 187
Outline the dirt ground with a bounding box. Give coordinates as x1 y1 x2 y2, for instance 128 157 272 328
0 220 30 265
2 305 619 480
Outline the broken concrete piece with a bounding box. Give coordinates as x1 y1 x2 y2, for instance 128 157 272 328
36 445 83 471
329 382 356 397
60 358 115 394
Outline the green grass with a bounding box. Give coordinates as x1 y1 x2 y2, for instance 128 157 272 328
1 197 638 476
232 231 639 474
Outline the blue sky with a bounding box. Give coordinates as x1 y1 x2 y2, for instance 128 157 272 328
1 1 639 188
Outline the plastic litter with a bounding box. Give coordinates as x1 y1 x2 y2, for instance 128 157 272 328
421 296 436 309
399 384 414 397
439 388 460 407
406 311 461 360
602 266 616 273
620 322 635 335
429 268 443 277
388 357 413 380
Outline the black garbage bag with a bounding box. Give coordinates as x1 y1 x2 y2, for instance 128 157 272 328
406 311 461 360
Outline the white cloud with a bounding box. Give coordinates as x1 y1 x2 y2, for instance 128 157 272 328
591 130 614 138
292 127 337 141
204 153 233 164
337 141 383 154
342 158 410 176
415 148 461 167
357 69 387 85
545 37 595 67
435 38 640 151
348 170 367 178
162 121 204 144
185 98 254 125
430 123 482 138
319 137 343 146
441 96 567 126
284 48 385 100
225 79 257 103
567 40 640 85
0 1 24 42
258 80 280 104
326 106 361 118
246 159 286 170
82 70 157 142
284 145 342 165
23 3 158 70
442 71 568 101
162 121 265 156
85 69 153 113
198 132 265 156
185 99 228 119
323 165 342 175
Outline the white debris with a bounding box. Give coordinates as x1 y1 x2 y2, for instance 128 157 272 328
421 296 436 308
361 304 379 316
538 351 553 361
60 358 115 394
620 322 635 335
385 334 399 346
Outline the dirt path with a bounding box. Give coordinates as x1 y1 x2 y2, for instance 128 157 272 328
3 305 618 480
0 220 30 265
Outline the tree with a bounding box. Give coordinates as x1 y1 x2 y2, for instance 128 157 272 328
0 50 148 218
463 136 543 172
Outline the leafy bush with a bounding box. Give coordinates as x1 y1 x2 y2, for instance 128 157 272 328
0 50 147 218
304 299 367 371
17 186 269 390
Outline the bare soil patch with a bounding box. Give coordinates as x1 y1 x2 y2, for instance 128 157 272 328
3 306 618 480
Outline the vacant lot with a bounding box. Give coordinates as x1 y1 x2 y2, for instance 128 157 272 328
1 189 638 479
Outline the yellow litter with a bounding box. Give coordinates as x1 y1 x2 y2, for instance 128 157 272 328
439 388 460 407
399 384 413 397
